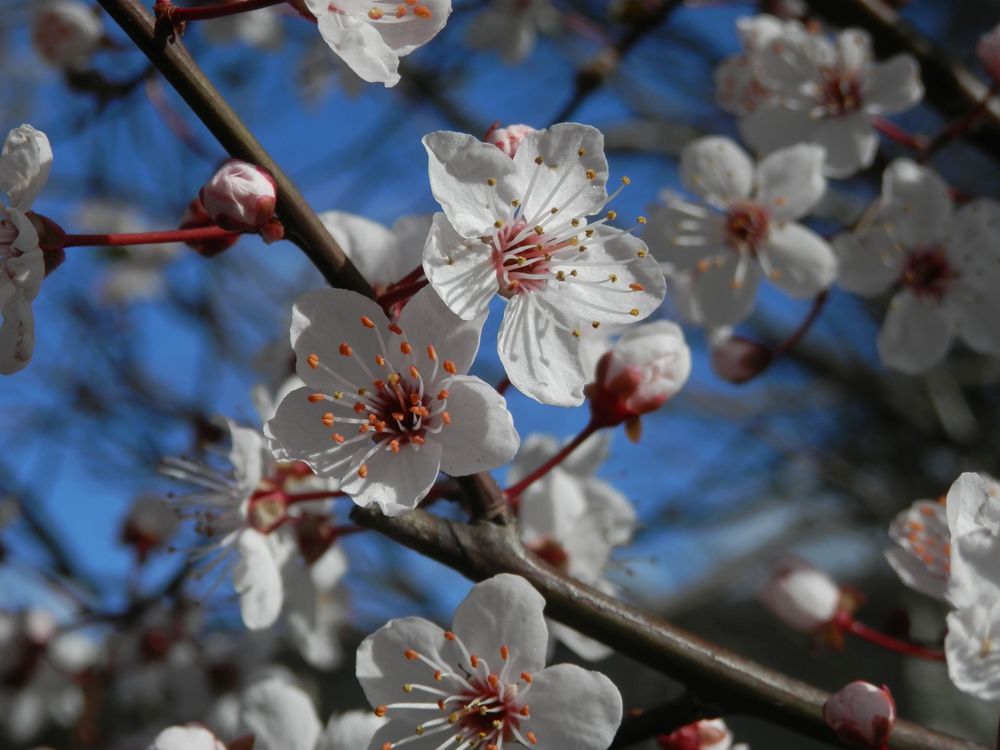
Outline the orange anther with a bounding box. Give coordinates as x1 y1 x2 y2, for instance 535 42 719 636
409 406 423 415
470 655 479 668
500 645 509 660
368 7 383 19
389 439 400 454
443 360 457 375
404 649 419 660
322 413 335 427
519 705 530 716
361 315 376 328
389 324 403 335
308 393 326 403
307 353 320 369
375 354 386 366
520 672 532 683
436 698 446 710
487 674 499 687
444 631 456 640
629 282 645 291
437 390 449 400
359 424 370 433
400 342 413 355
358 464 368 479
392 411 405 422
331 433 345 444
375 705 388 717
354 402 367 414
339 342 352 356
413 4 431 17
409 393 420 405
374 379 386 390
412 435 426 445
395 5 406 16
442 412 451 425
526 732 538 745
426 345 438 361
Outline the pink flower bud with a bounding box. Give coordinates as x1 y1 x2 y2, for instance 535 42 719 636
199 159 277 232
484 123 537 158
710 332 772 384
978 25 1000 83
32 1 103 71
180 198 240 257
658 718 735 750
759 557 841 633
587 321 691 428
823 681 895 749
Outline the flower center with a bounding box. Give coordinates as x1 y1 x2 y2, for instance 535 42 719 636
724 201 770 251
490 221 559 298
375 632 539 750
900 246 957 301
246 460 322 534
820 67 863 116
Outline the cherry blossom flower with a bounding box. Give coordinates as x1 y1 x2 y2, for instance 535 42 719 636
723 18 923 177
316 709 387 750
645 137 836 330
267 285 518 515
31 1 104 71
822 681 895 749
318 210 429 291
423 123 666 406
357 573 624 750
467 0 557 64
884 498 949 601
200 160 278 233
657 718 748 750
758 557 842 633
121 495 179 563
715 15 797 116
833 160 1000 374
238 676 322 750
510 433 635 659
945 471 1000 540
485 123 537 158
0 125 52 375
301 0 451 87
148 724 227 750
944 598 1000 700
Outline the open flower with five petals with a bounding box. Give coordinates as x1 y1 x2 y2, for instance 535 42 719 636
422 123 666 406
645 136 836 330
266 285 518 515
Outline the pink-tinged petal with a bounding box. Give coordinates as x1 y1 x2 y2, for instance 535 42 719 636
234 530 283 630
832 229 904 296
422 212 498 321
876 291 952 374
497 293 587 406
452 574 548 675
424 131 519 236
238 677 321 750
521 663 623 750
0 124 51 211
864 55 923 114
148 724 226 750
811 112 877 178
879 159 953 248
760 222 837 298
738 104 815 159
714 54 770 116
945 603 1000 700
754 144 826 221
680 136 753 204
339 437 442 516
0 290 35 375
397 284 484 375
356 616 450 722
511 123 609 220
644 199 726 273
686 252 762 328
434 375 518 476
946 471 1000 539
318 210 400 287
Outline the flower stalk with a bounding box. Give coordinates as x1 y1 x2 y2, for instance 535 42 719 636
154 0 287 24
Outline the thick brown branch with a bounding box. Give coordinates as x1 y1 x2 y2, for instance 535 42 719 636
350 506 987 750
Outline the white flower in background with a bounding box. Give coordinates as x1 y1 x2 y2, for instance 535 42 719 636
978 23 1000 84
0 125 52 375
884 498 949 601
238 677 322 750
302 0 451 87
833 160 1000 374
722 17 923 177
715 14 797 116
485 122 537 158
467 0 557 64
201 2 284 50
266 286 518 515
423 123 666 406
357 574 624 750
822 681 895 749
657 718 749 750
120 494 179 562
945 599 1000 701
318 210 429 292
31 1 103 71
645 137 836 330
148 724 227 750
316 710 386 750
758 557 842 633
945 471 1000 539
281 534 349 669
510 433 636 660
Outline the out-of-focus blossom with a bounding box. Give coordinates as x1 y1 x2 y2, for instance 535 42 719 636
658 717 749 750
484 122 537 157
315 710 386 750
302 0 451 87
423 123 665 406
833 160 1000 374
31 1 104 71
120 495 179 563
645 137 835 330
201 2 284 50
468 0 558 64
318 210 429 292
199 160 278 233
358 574 624 750
759 557 842 633
237 677 321 750
148 724 227 750
822 681 895 749
708 328 773 384
884 498 949 601
977 23 1000 83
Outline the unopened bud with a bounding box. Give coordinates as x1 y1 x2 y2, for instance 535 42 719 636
823 681 895 749
658 718 738 750
759 557 841 633
27 212 67 276
484 123 536 158
586 320 691 429
710 331 772 384
32 1 103 71
199 159 277 233
978 24 1000 83
180 198 239 257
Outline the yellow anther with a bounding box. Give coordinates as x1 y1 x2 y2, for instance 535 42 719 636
487 177 497 186
629 308 640 316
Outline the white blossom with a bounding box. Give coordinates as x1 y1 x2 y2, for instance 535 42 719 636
467 0 557 64
834 160 1000 373
758 557 841 633
316 710 386 750
423 123 666 406
646 136 836 330
357 574 624 750
148 724 227 750
822 681 895 749
318 210 429 291
31 1 103 71
884 498 949 601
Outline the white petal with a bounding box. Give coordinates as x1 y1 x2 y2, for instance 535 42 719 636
864 55 923 114
879 159 953 248
497 294 587 406
738 104 815 160
0 124 52 211
423 131 519 236
311 12 400 86
578 479 636 551
227 421 267 498
680 136 753 204
946 603 1000 700
876 291 953 374
340 437 442 516
760 222 837 298
548 620 614 661
366 720 442 750
948 530 1000 610
714 54 768 116
452 574 548 675
644 200 727 273
422 212 498 321
755 23 830 91
518 468 588 545
506 433 560 485
238 677 321 750
148 724 226 750
832 229 904 296
836 28 873 72
950 278 1000 356
434 375 519 476
318 210 400 287
316 710 386 750
397 284 484 375
947 471 1000 538
234 530 284 630
754 143 826 221
560 431 611 476
388 214 433 279
522 663 623 750
811 112 878 177
342 0 451 56
686 252 762 328
0 290 35 375
885 547 947 601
